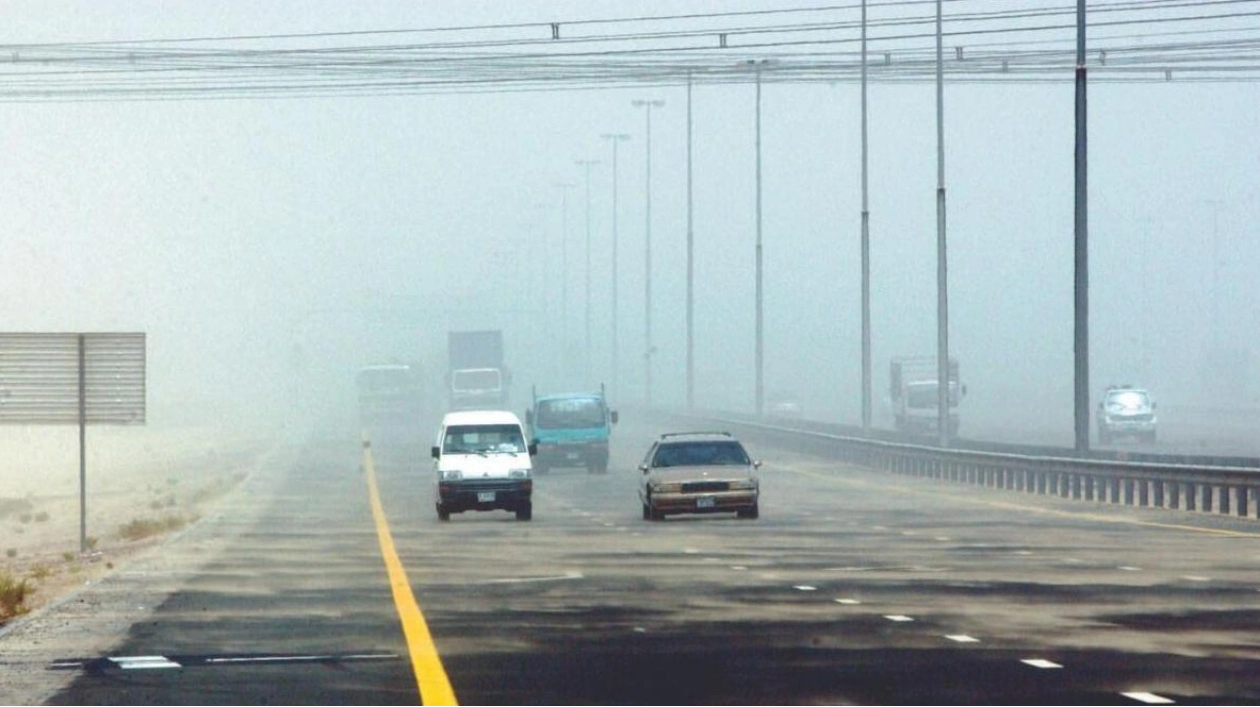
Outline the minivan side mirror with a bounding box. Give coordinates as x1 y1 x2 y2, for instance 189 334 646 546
431 446 440 459
610 410 619 425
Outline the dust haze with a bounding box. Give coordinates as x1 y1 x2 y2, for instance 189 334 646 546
0 0 1256 462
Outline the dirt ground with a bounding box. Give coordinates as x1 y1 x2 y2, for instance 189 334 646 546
0 422 280 623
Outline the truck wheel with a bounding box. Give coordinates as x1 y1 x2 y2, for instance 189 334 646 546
437 504 450 522
515 503 532 521
737 503 760 520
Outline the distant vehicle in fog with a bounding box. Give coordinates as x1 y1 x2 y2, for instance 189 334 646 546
889 356 965 438
447 330 510 410
525 385 618 474
1097 384 1158 444
637 432 761 521
767 394 803 419
431 409 536 521
356 363 424 439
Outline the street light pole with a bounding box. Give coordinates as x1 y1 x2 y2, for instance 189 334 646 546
601 133 630 402
934 0 951 448
553 182 576 377
631 98 664 406
747 59 772 417
576 158 600 387
860 0 873 435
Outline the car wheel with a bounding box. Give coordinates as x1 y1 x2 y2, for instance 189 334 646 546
437 504 450 522
737 503 759 520
515 503 532 521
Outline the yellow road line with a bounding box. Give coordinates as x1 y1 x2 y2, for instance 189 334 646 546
363 443 458 706
791 465 1260 539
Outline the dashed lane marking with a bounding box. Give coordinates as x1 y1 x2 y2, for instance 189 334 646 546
51 652 401 673
1123 691 1175 704
1021 658 1063 669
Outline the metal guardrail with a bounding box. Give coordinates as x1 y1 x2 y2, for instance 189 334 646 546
667 411 1260 522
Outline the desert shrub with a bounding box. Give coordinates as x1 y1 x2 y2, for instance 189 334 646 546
118 514 188 542
34 511 48 523
0 571 32 620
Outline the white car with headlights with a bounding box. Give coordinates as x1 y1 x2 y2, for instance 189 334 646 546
431 410 536 521
1097 385 1158 444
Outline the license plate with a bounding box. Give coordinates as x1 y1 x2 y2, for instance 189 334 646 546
696 496 716 509
477 491 496 503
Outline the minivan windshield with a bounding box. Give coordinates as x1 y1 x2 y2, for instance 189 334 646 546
442 424 526 454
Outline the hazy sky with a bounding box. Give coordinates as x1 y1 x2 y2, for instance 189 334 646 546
0 1 1256 441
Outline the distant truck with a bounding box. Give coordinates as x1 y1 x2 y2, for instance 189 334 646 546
356 363 424 437
889 356 964 437
447 330 510 410
525 385 617 474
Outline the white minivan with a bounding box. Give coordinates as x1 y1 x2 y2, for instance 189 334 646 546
431 409 536 521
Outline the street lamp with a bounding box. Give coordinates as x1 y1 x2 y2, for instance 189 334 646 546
631 98 664 406
600 133 630 402
575 158 600 386
553 182 576 376
747 59 774 417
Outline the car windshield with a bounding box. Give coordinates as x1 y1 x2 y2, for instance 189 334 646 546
442 424 526 454
536 398 606 429
652 441 750 468
906 383 961 409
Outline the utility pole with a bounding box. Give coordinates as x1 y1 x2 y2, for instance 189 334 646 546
601 133 630 402
575 158 600 386
631 98 664 406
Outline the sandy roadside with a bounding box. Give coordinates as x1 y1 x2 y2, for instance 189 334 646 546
0 422 284 623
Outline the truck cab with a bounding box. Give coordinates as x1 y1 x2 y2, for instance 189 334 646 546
526 388 617 474
431 410 536 521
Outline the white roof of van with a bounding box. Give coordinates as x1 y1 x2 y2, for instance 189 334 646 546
441 409 522 426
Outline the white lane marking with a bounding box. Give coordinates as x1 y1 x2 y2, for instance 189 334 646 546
1181 575 1211 582
793 585 817 591
935 536 952 542
945 634 980 643
1021 658 1063 669
205 653 398 665
834 598 861 605
477 570 583 584
110 656 181 670
682 548 701 555
731 565 748 571
1014 550 1034 556
1123 692 1175 704
884 615 914 622
1119 566 1143 571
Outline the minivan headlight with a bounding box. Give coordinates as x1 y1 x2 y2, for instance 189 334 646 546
509 468 531 479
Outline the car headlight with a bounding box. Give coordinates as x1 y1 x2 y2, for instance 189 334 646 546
509 468 530 479
729 479 758 491
440 469 463 481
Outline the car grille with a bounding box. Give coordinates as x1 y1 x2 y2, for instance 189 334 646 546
681 481 730 493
